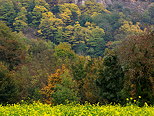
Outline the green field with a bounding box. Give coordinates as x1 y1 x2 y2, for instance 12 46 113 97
0 102 154 116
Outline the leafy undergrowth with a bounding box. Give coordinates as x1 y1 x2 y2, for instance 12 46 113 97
0 102 154 116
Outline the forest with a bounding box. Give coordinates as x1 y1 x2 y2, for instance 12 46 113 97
0 0 154 107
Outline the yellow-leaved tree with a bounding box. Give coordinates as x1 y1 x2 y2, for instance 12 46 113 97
58 3 81 25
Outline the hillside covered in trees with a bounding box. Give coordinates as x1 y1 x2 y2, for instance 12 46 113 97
0 0 154 106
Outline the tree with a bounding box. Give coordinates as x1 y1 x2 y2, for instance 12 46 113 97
117 31 154 105
0 22 26 69
0 62 18 104
119 21 144 34
13 7 28 32
52 65 79 105
115 21 144 41
80 1 108 16
69 56 87 103
71 56 101 103
58 3 81 25
41 65 79 104
46 0 74 6
71 22 105 57
14 38 55 102
54 42 76 60
86 23 105 56
34 0 50 9
0 0 17 28
96 49 124 104
41 65 63 104
31 5 48 28
38 12 63 43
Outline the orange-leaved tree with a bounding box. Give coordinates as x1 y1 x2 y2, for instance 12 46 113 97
41 64 65 104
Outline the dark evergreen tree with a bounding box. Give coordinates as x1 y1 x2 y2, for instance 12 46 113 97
96 50 124 104
0 62 18 104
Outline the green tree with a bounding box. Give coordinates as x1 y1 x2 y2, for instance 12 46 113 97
34 0 50 9
54 42 76 60
13 7 28 32
96 49 124 104
92 12 124 41
80 1 108 16
31 5 48 28
47 0 74 7
71 56 101 103
52 65 79 105
86 23 105 56
38 12 63 43
71 22 105 57
62 25 75 43
42 65 79 104
0 62 18 104
0 0 17 28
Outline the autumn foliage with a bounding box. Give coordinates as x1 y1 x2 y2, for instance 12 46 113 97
41 65 66 104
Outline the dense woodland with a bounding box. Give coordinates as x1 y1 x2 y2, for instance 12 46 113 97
0 0 154 106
